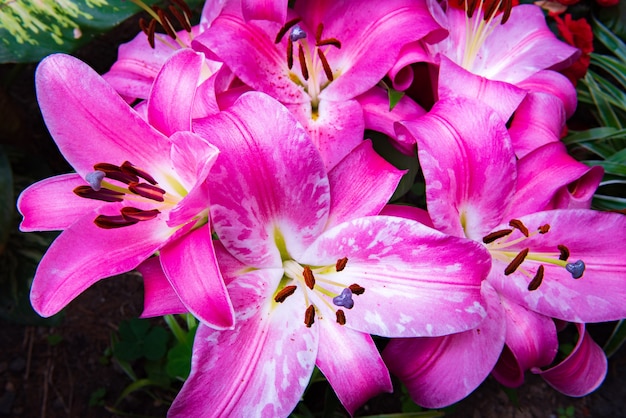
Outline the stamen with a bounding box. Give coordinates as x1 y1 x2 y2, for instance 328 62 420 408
466 0 479 18
482 228 513 244
558 244 570 261
504 248 529 275
538 224 550 234
168 5 191 32
73 186 125 202
315 23 323 43
566 260 585 279
316 38 341 48
289 24 307 42
509 219 529 237
527 265 544 291
146 19 157 49
120 161 157 185
274 285 297 303
336 257 348 272
128 182 166 202
298 44 309 80
85 171 105 191
483 0 499 21
304 304 315 327
120 207 160 222
156 8 177 39
348 284 365 295
94 214 138 229
303 266 315 290
275 17 301 43
94 163 139 184
501 0 513 24
333 288 354 309
171 0 192 18
287 37 294 69
336 309 346 325
317 49 334 81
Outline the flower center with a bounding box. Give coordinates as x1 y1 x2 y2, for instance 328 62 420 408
482 218 586 291
73 161 180 229
273 257 365 327
275 18 342 110
450 0 513 70
129 0 194 49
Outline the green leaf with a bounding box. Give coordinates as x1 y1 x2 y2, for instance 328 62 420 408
388 88 405 111
593 17 626 63
0 0 165 63
581 71 622 128
143 326 170 361
603 319 626 358
564 127 626 145
590 54 626 91
165 340 193 380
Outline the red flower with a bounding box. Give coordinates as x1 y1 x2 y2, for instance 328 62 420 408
596 0 619 6
553 14 593 85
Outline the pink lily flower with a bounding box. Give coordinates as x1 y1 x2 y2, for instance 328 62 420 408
150 92 489 416
392 1 579 146
17 52 234 330
384 97 626 407
192 0 446 169
103 0 226 101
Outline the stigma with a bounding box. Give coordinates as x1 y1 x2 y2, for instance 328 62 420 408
483 218 586 291
275 258 365 327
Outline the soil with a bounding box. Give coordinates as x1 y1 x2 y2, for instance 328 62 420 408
1 6 625 418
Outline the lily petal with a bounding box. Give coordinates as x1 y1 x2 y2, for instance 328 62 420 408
36 54 171 177
383 282 505 408
195 92 330 267
241 0 287 23
505 141 603 218
532 323 607 397
326 140 403 229
18 174 104 232
316 321 392 415
148 49 203 136
300 216 491 337
286 98 364 171
137 256 188 318
517 70 578 118
491 297 558 388
169 268 317 417
397 97 516 240
160 227 235 330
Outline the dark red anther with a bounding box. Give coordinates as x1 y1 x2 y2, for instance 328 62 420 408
94 163 139 184
316 38 341 49
348 284 365 295
336 309 346 325
500 0 512 24
482 228 512 244
304 304 315 327
94 214 139 229
315 23 324 43
527 265 544 291
504 248 529 275
274 285 297 303
509 219 529 237
157 8 177 39
168 5 191 32
146 19 157 48
275 17 301 43
317 49 333 81
73 186 125 202
120 207 160 222
128 182 166 202
121 161 157 185
303 266 315 289
171 0 192 19
466 0 479 18
538 224 550 234
336 257 348 272
298 44 309 80
558 244 570 261
139 17 150 35
483 0 499 21
287 38 294 69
